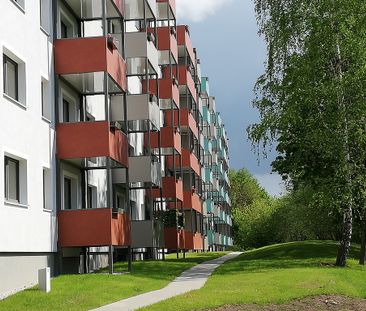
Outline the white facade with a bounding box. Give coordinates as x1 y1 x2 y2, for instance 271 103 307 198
0 0 57 298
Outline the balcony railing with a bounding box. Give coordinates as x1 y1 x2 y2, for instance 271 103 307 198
150 127 182 155
183 190 202 213
125 32 159 75
164 109 198 138
56 121 128 168
111 93 160 131
113 156 161 188
177 25 195 65
131 219 164 248
55 37 127 92
150 176 184 202
156 26 178 64
58 208 130 247
157 0 176 20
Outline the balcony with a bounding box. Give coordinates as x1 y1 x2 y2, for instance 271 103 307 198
164 228 203 250
184 231 203 250
164 109 198 139
152 69 180 109
112 94 160 131
166 148 201 176
55 37 127 92
150 127 182 155
157 0 176 20
183 190 202 213
177 65 197 103
156 27 178 64
177 25 195 65
164 227 184 249
131 220 164 248
182 149 201 176
150 176 183 202
56 121 128 168
58 208 130 247
125 0 157 20
62 0 124 18
125 32 159 75
113 156 161 188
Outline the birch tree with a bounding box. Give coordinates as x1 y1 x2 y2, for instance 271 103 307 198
248 0 366 266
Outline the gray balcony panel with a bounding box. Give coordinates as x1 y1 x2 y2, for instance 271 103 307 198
125 32 159 74
131 220 164 248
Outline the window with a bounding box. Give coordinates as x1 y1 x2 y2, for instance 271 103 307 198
64 177 72 210
4 156 19 202
41 79 51 120
61 21 68 39
63 99 70 122
43 168 51 210
40 0 50 32
3 55 18 101
87 185 97 209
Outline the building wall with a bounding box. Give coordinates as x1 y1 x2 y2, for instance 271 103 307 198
0 0 56 298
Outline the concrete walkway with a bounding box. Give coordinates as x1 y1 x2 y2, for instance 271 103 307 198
93 252 242 311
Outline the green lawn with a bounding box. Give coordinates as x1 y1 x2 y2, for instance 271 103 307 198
142 241 366 311
0 252 226 311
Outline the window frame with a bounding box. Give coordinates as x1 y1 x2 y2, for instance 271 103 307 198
64 177 72 210
4 156 20 203
3 54 19 101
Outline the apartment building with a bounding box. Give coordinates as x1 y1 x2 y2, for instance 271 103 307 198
0 0 232 298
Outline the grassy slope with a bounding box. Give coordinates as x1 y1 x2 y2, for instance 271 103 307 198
0 252 226 311
142 241 366 311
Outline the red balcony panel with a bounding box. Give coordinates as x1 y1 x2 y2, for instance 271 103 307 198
183 190 202 213
164 227 184 249
150 127 182 154
183 149 201 176
164 109 198 139
166 149 201 176
178 65 197 102
149 77 180 108
156 27 178 63
58 208 131 247
57 121 128 167
177 25 195 65
150 176 184 202
55 37 127 91
184 231 203 250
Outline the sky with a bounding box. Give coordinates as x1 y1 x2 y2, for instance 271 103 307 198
176 0 286 196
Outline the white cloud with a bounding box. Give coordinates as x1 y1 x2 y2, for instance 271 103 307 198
176 0 232 22
255 173 287 197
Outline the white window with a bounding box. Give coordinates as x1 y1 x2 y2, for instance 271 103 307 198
3 55 18 101
3 49 26 107
40 0 50 32
4 156 19 203
41 78 51 120
43 168 52 210
60 89 78 123
4 154 28 206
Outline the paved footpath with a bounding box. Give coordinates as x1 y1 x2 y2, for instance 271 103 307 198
92 252 243 311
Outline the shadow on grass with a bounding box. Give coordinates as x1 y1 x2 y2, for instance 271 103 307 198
214 241 362 275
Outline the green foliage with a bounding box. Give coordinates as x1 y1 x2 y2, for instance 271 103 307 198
230 169 340 249
142 241 366 311
248 0 366 264
230 169 277 249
